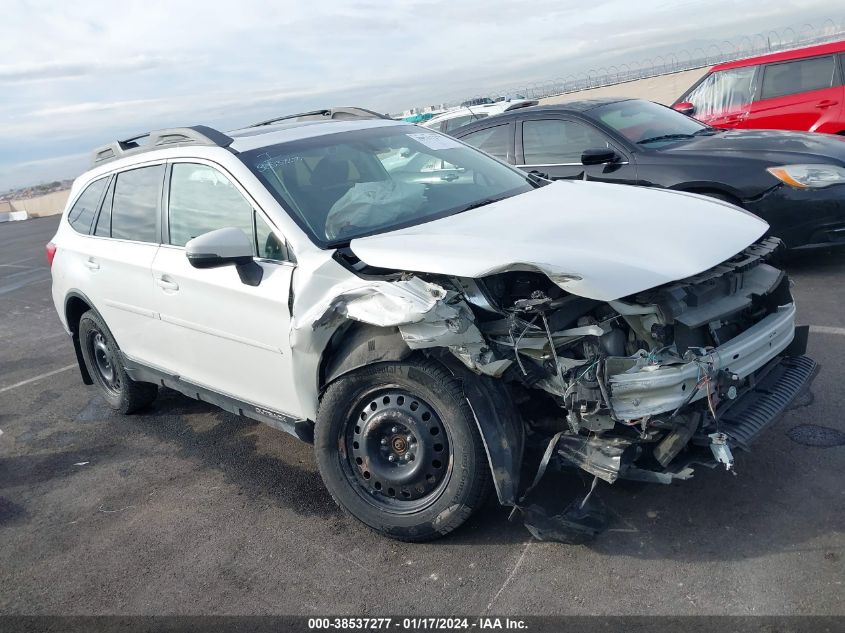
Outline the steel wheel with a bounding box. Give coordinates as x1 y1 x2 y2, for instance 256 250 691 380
89 330 121 395
344 389 451 512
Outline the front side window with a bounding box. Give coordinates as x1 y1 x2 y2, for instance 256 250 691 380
240 124 530 246
760 56 836 100
255 214 286 261
110 165 164 242
168 163 254 247
684 66 757 118
67 177 108 234
459 124 511 160
522 119 610 164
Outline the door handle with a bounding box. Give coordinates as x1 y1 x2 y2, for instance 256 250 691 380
155 276 179 291
816 99 839 109
84 258 100 271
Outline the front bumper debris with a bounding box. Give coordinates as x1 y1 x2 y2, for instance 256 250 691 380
608 303 798 419
555 353 818 483
718 354 818 450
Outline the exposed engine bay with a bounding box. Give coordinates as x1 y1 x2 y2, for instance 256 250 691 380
317 236 815 540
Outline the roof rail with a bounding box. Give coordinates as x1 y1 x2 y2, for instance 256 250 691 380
91 125 235 167
248 107 391 128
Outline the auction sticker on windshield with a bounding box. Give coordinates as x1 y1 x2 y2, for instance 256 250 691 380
407 132 464 150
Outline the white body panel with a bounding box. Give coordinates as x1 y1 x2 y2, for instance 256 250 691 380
149 246 298 413
350 180 769 301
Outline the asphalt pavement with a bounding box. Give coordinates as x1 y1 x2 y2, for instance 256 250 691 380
1 216 842 615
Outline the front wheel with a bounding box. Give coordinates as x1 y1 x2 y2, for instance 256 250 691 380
315 359 491 541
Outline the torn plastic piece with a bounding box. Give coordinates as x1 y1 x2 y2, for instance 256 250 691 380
521 498 609 544
556 434 631 483
709 432 734 471
653 414 700 467
335 277 447 328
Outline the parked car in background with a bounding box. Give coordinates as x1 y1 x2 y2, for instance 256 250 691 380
672 40 845 133
49 109 815 543
422 98 537 134
450 98 845 249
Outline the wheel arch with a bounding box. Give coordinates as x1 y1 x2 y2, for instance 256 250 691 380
670 184 745 206
63 290 99 385
317 323 525 507
318 322 413 389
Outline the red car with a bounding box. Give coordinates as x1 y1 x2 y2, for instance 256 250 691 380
673 40 845 134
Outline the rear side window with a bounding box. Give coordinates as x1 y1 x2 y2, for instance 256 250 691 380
459 124 510 160
760 56 836 100
168 163 254 247
67 177 108 234
111 165 164 242
522 119 610 164
443 113 487 133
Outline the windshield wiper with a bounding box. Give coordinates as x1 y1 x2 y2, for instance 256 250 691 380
637 133 695 145
692 127 719 136
456 194 512 213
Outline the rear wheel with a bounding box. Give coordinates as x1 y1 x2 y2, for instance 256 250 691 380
315 358 491 541
78 310 157 414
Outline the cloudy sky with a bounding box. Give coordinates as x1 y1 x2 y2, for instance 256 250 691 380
0 0 840 191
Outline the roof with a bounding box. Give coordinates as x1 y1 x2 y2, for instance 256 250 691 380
228 118 404 152
711 39 845 72
87 107 402 167
524 97 630 113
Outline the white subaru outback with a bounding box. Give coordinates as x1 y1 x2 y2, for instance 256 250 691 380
48 108 816 542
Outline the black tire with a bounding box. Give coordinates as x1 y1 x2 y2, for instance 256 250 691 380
78 310 158 414
315 358 491 542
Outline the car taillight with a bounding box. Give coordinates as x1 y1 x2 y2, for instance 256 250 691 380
46 242 57 267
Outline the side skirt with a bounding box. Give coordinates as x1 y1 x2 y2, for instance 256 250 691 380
120 354 314 443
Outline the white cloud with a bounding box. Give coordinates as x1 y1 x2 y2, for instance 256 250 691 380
0 0 841 190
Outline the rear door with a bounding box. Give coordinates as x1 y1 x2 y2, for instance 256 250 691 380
84 163 166 368
743 55 842 132
150 160 299 414
515 116 635 183
455 122 515 163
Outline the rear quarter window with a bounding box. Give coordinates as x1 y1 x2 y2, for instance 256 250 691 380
67 177 109 234
110 165 165 243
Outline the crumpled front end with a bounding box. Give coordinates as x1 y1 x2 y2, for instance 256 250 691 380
469 237 816 485
308 237 816 525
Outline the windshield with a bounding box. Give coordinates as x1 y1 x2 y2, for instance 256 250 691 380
592 100 713 147
240 124 532 247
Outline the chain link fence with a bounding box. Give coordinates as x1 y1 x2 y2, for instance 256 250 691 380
455 17 845 106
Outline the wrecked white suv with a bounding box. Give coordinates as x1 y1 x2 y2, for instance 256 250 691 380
49 108 817 542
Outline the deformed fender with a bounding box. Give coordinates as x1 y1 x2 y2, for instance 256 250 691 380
321 323 412 387
438 354 524 506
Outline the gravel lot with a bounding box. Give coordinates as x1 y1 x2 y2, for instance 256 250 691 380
1 216 843 615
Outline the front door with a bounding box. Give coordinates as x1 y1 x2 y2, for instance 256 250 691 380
516 118 636 183
150 160 299 416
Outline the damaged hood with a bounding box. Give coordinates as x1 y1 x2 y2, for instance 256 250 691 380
349 181 768 301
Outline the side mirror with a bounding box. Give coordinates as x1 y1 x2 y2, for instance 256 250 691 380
672 101 695 116
186 227 263 286
581 148 619 166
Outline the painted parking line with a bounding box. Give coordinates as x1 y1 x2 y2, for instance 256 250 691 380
0 364 76 394
810 325 845 336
